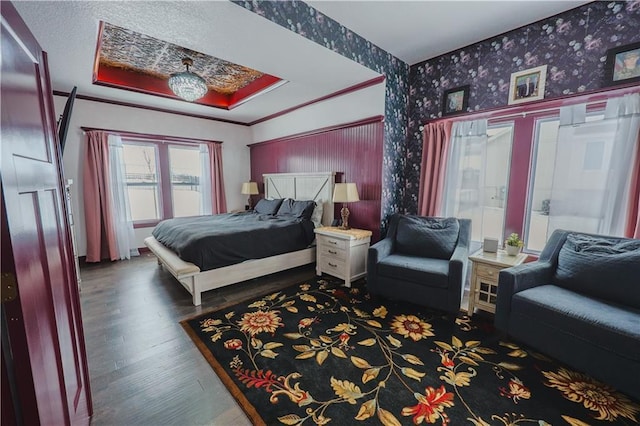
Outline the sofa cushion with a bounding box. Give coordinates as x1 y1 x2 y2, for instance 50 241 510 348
512 285 640 362
395 216 459 260
377 254 449 288
553 233 640 308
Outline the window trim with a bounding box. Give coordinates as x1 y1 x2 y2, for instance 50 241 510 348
167 144 205 219
522 108 609 252
120 137 209 228
522 115 559 252
497 110 556 248
120 140 163 227
485 121 515 244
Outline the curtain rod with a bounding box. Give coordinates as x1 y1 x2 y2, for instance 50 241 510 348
418 101 607 131
419 84 640 131
483 101 607 123
419 100 607 131
80 126 223 145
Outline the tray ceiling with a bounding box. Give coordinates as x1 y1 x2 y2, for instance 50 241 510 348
95 22 282 109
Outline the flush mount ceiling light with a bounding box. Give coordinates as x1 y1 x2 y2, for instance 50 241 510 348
168 57 208 102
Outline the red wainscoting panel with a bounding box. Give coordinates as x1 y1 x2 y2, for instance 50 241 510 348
250 118 384 242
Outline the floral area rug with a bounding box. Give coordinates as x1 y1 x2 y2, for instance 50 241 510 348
181 278 639 425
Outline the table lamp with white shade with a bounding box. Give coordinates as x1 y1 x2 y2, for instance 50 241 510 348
332 183 360 230
241 182 259 210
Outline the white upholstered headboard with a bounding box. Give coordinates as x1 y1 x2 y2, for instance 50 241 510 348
263 172 335 226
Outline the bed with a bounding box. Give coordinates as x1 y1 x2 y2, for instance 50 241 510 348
144 172 335 305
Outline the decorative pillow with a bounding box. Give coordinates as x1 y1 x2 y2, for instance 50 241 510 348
310 200 324 228
276 199 316 220
554 233 640 308
275 198 295 216
254 198 283 215
395 216 460 260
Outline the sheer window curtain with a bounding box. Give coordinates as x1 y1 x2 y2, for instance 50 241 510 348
418 121 452 216
442 119 488 246
107 134 139 259
547 93 640 237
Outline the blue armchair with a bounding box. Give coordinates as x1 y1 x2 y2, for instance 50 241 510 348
495 229 640 400
366 214 471 314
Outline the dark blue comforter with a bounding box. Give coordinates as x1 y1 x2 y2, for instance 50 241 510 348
152 212 315 271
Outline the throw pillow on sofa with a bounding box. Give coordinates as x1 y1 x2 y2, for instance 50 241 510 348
395 216 459 260
553 233 640 308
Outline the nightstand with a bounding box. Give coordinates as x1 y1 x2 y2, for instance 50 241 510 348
468 249 527 316
314 227 372 287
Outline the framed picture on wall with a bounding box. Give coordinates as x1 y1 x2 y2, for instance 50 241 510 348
508 65 547 105
604 41 640 87
441 85 469 116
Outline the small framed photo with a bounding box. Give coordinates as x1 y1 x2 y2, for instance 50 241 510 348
604 41 640 87
441 85 469 116
508 65 547 105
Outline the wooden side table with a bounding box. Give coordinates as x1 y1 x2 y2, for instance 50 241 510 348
468 249 527 316
314 227 372 287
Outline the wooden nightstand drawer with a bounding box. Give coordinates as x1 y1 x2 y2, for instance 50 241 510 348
476 264 499 280
319 256 346 278
314 227 372 287
318 244 346 259
318 235 348 250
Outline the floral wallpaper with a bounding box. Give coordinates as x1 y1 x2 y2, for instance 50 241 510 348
405 1 640 213
233 1 639 221
232 0 410 231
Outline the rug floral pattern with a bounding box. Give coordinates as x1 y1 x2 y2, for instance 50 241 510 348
183 279 639 425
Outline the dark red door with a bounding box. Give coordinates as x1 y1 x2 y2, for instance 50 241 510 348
1 2 92 425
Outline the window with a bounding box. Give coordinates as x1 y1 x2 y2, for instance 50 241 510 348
442 122 514 244
524 113 608 251
438 87 637 255
169 146 203 218
121 139 211 226
524 117 559 251
123 143 161 222
481 124 514 241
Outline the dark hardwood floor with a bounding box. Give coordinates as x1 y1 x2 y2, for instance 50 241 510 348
80 253 317 425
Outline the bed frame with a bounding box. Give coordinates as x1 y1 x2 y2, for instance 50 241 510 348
144 172 335 306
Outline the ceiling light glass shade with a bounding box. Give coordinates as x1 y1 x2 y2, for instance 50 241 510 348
168 58 208 102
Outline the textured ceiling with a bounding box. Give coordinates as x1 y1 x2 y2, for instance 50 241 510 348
99 22 265 95
308 1 590 65
14 0 378 122
13 1 589 123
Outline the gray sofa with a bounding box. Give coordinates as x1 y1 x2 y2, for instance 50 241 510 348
495 229 640 400
367 214 471 314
